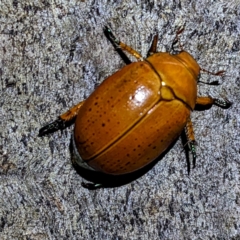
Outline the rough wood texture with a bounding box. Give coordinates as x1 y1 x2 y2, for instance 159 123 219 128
1 1 239 239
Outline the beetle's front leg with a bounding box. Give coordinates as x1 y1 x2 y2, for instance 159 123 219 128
184 118 196 173
196 96 231 109
104 26 143 61
39 101 84 136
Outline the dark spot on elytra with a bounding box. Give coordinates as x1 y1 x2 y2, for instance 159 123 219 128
94 102 98 105
153 146 156 149
102 123 105 127
88 108 92 112
125 162 130 166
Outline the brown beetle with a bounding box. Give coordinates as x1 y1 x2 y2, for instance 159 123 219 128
39 27 231 188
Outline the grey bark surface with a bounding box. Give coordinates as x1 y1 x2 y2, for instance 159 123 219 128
1 1 240 239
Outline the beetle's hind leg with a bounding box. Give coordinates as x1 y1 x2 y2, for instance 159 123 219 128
38 101 84 136
104 27 131 65
103 26 143 62
184 118 197 173
81 182 103 190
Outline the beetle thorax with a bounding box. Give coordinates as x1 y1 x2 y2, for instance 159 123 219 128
146 52 199 110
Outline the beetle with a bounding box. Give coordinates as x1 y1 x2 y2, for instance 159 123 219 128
39 27 231 189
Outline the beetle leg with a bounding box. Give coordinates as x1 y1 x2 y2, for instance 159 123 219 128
196 96 232 109
104 26 131 65
200 68 225 76
172 27 185 51
38 101 84 136
81 182 103 190
184 118 196 172
60 101 85 121
118 42 143 61
147 34 158 57
103 26 143 61
198 68 226 85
